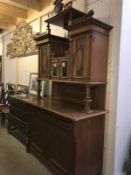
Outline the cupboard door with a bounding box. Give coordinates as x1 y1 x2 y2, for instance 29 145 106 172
39 45 50 78
71 34 90 81
30 108 48 158
47 123 75 175
60 61 68 78
51 59 69 80
51 60 59 78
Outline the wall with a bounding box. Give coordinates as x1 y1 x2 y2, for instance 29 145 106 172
2 33 17 84
86 0 127 175
103 0 122 174
17 55 38 85
114 0 131 174
1 31 38 86
85 0 110 23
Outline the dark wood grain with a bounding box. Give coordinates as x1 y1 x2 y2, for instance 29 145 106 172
9 9 112 175
9 95 105 175
68 18 112 82
34 34 69 80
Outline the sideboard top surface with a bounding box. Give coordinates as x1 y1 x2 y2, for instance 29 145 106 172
10 95 106 121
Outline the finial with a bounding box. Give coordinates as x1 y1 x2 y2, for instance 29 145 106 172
54 0 63 14
87 10 94 17
46 22 51 34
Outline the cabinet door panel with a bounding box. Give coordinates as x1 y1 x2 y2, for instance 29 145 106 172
60 61 68 78
48 124 75 175
30 108 48 157
71 34 90 80
51 60 59 78
39 45 49 78
75 38 85 77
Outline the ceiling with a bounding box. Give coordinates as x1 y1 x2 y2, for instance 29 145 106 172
0 0 52 31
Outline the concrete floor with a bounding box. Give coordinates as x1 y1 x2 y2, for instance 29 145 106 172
0 128 52 175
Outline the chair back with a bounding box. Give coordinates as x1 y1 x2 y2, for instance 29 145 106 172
1 90 9 106
0 83 4 102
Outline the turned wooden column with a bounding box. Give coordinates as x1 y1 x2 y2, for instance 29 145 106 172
83 86 92 113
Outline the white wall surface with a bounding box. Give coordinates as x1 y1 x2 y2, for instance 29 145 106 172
72 0 85 12
3 33 17 84
114 0 131 174
85 0 110 23
103 0 122 174
17 55 38 86
1 18 40 86
29 18 40 33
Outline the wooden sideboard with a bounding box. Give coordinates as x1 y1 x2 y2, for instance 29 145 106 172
8 6 112 175
9 95 106 175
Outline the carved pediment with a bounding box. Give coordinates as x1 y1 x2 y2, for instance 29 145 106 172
6 21 37 58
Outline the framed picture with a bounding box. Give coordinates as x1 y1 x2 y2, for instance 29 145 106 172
29 73 38 95
16 84 29 94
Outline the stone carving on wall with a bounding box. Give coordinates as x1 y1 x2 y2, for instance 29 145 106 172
6 21 37 58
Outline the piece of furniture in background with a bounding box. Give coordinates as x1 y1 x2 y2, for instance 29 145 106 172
8 96 29 145
0 88 10 128
0 83 16 128
0 56 2 83
0 83 3 100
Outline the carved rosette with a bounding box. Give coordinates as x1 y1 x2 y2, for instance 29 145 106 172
6 21 37 58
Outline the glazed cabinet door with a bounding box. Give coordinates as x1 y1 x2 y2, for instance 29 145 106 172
50 59 69 80
39 44 50 78
70 34 90 81
51 59 59 78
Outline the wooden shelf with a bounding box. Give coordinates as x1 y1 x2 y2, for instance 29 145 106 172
45 7 85 29
52 79 106 86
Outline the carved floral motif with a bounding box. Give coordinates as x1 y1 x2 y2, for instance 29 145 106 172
6 21 37 58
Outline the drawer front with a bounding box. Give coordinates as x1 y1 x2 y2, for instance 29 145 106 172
9 97 29 112
47 111 74 132
8 113 26 145
10 106 27 122
9 113 26 128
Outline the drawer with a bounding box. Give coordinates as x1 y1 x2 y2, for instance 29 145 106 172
9 113 26 127
47 112 74 131
31 107 74 132
9 97 29 112
10 106 28 122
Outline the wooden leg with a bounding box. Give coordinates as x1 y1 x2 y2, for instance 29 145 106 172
1 116 3 128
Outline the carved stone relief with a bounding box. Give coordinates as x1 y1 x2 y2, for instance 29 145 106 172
6 21 37 58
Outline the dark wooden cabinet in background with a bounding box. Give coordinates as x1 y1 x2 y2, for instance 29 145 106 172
8 97 29 145
0 56 2 83
9 6 112 175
